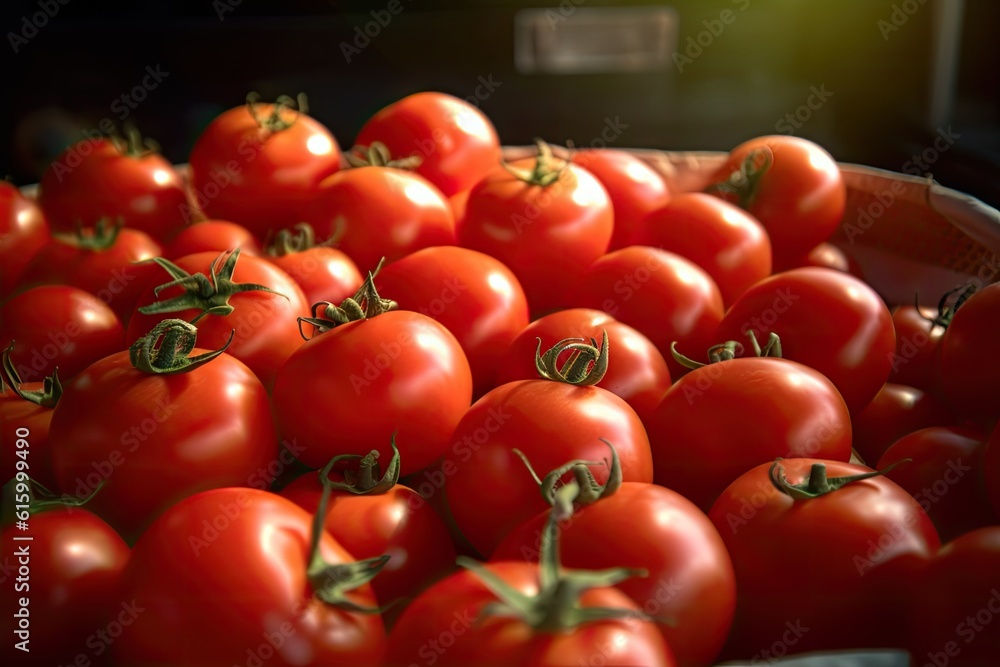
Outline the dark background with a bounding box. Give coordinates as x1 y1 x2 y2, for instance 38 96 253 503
2 0 998 208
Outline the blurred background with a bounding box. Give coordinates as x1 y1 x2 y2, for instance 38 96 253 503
2 0 998 208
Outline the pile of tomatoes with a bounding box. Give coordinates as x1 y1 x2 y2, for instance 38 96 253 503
2 91 999 667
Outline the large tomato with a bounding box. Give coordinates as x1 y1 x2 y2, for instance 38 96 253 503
0 181 49 296
263 222 363 307
938 282 1000 425
889 304 947 395
165 219 262 258
852 383 955 465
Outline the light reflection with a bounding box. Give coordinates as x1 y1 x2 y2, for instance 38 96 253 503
306 134 334 156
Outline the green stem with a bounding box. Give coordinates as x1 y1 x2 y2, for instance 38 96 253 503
769 458 912 500
2 344 62 407
534 331 609 386
128 320 234 374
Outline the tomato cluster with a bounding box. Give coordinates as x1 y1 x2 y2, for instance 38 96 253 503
2 92 999 667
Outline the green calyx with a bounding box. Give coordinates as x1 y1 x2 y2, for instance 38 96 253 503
318 436 401 496
264 223 327 257
704 146 773 209
346 141 422 170
671 330 782 371
246 92 309 134
513 438 621 521
137 248 287 324
110 123 161 158
2 476 103 524
503 139 569 187
915 284 977 331
128 319 234 375
769 458 911 500
535 330 610 386
53 217 124 252
297 258 396 339
2 343 62 408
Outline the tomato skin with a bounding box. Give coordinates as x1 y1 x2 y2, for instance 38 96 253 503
492 483 735 667
272 311 472 477
632 193 772 306
647 357 852 510
384 561 672 667
570 149 671 250
354 92 501 197
166 219 262 258
37 138 187 242
1 386 58 490
307 167 456 272
188 102 342 239
493 308 670 423
48 350 279 539
716 267 896 416
0 285 124 382
267 246 363 307
986 422 1000 518
375 246 530 397
115 488 386 667
0 507 129 667
709 459 940 658
888 305 946 395
443 379 653 557
774 242 861 277
939 282 1000 425
0 181 49 296
460 159 613 316
852 383 956 465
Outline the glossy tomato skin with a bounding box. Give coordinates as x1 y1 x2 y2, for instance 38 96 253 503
716 267 895 416
442 379 653 557
307 167 456 271
493 308 670 423
272 311 472 477
492 483 735 667
115 488 386 667
0 285 124 382
126 251 309 390
647 357 852 511
188 103 342 239
632 193 772 306
1 386 58 490
852 383 956 465
709 135 846 262
384 561 672 667
375 246 530 397
774 242 862 277
166 219 262 258
37 138 187 242
0 507 129 667
460 160 613 316
939 282 1000 426
48 350 279 539
570 149 671 250
267 245 362 307
0 181 49 296
709 459 940 658
888 305 946 395
354 91 501 197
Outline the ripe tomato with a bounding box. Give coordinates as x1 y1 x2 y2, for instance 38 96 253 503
709 459 940 658
774 241 861 277
459 143 613 316
716 267 896 415
166 219 262 258
939 282 1000 425
263 223 363 307
1 359 60 491
0 181 49 296
888 304 947 395
492 482 735 667
188 94 342 239
707 135 846 262
852 383 955 465
375 246 530 397
354 91 501 197
37 136 187 242
0 285 124 382
449 188 471 235
115 487 386 666
569 149 671 250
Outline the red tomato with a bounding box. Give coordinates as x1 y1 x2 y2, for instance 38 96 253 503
709 459 940 658
939 282 1000 425
115 488 386 666
37 137 187 242
449 188 471 235
459 145 613 316
707 135 846 262
188 95 342 239
0 285 124 382
774 241 861 277
0 181 49 296
375 246 530 397
570 149 671 250
264 223 363 306
492 482 735 667
493 308 670 423
852 383 956 465
1 363 59 491
716 267 896 415
1 504 129 667
354 91 501 197
166 219 262 258
633 193 771 306
888 304 946 395
986 423 1000 518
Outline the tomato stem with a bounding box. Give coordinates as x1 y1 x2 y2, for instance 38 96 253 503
346 142 422 170
317 435 401 495
264 222 334 257
2 476 104 522
128 319 234 374
512 439 621 520
110 123 161 158
2 343 62 407
534 331 610 386
672 331 782 370
769 458 912 499
297 258 397 339
502 139 569 187
246 92 308 134
704 146 773 209
914 284 977 331
53 217 124 252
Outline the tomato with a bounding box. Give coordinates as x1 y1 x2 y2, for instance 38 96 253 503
709 459 940 658
1 356 60 491
1 502 129 667
459 142 613 316
264 223 363 307
707 135 846 262
493 308 670 423
354 91 501 197
126 249 309 390
986 422 1000 518
852 383 956 465
774 241 861 277
939 282 1000 425
115 487 386 666
716 267 896 415
0 285 124 382
492 482 735 667
188 94 342 239
449 188 471 235
37 136 187 242
375 246 530 397
877 426 995 543
0 181 49 296
889 304 947 395
907 527 1000 667
48 320 279 539
166 219 262 258
574 246 724 379
569 149 671 250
